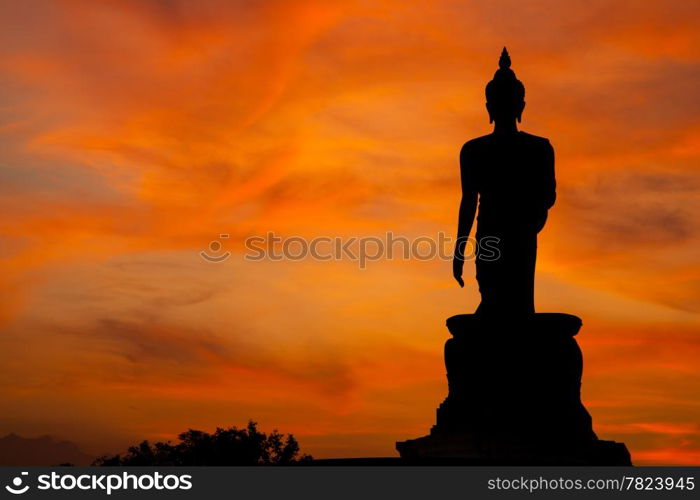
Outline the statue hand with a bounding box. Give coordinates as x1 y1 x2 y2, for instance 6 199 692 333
452 256 465 288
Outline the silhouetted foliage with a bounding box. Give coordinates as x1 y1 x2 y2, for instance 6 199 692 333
93 421 312 466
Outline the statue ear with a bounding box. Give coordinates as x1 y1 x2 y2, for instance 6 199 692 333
486 103 493 124
516 101 525 123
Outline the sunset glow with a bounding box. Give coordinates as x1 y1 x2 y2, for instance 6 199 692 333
0 0 699 464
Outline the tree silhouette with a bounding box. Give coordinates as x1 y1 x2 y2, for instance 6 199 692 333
93 421 312 466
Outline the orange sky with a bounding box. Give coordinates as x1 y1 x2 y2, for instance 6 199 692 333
0 0 699 465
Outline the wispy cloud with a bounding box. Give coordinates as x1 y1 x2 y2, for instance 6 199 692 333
0 0 698 462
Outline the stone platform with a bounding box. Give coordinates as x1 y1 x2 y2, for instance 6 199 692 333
396 313 631 465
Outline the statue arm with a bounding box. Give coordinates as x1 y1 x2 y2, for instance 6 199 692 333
456 191 477 246
453 144 478 287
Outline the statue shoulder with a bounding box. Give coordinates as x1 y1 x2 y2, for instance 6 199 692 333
519 131 553 150
460 134 492 156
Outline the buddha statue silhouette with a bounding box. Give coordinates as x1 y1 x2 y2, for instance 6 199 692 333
397 49 631 464
453 47 556 316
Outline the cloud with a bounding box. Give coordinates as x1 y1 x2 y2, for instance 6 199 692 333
562 169 697 246
0 0 699 462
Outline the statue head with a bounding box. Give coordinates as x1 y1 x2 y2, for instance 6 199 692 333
485 47 525 124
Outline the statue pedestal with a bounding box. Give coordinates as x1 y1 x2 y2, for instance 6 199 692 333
396 313 631 465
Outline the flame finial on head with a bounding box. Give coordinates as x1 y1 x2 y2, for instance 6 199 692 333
499 47 511 70
485 46 525 107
